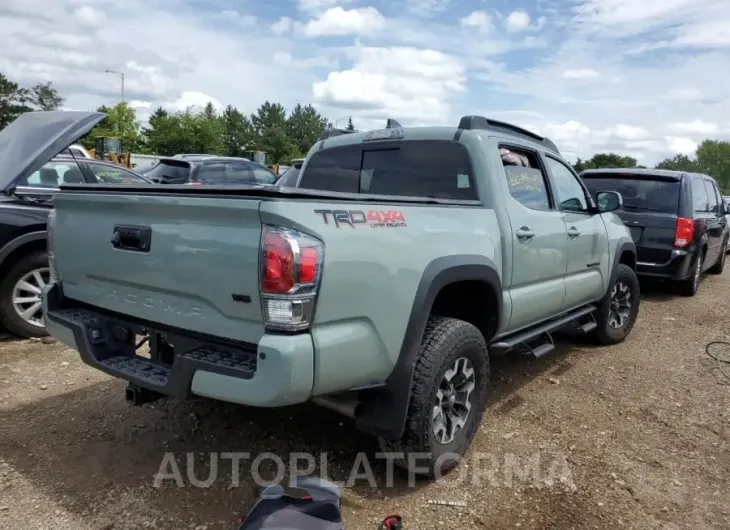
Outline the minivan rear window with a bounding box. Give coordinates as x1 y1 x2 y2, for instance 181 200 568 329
298 140 477 200
146 160 191 183
582 176 680 214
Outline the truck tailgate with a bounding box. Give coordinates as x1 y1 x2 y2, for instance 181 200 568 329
52 192 265 342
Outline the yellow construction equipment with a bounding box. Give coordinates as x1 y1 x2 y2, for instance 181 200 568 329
87 136 132 167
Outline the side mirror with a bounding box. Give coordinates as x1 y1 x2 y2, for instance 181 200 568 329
596 190 623 213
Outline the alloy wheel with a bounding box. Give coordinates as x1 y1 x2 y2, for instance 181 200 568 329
432 357 476 445
608 281 632 329
11 267 50 328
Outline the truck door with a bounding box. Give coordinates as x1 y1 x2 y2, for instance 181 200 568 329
543 156 608 310
498 145 568 332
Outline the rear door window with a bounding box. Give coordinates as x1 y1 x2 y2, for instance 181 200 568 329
691 177 709 213
582 176 681 215
249 163 278 184
86 162 150 184
704 180 720 214
298 141 477 200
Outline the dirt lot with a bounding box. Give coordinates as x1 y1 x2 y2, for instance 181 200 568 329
1 278 729 530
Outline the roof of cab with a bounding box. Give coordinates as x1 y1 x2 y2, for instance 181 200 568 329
314 115 561 154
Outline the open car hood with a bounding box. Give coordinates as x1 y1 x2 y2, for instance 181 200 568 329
0 111 105 192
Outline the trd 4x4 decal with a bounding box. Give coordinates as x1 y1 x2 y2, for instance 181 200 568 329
314 209 407 228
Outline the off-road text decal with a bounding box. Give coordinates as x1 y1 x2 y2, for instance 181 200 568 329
314 209 407 228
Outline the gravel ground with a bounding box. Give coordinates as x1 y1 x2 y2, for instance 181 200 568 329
1 277 729 530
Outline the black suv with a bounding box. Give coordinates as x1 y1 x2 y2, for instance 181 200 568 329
581 168 728 296
142 155 278 186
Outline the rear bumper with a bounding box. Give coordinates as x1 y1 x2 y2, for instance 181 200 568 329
636 248 694 280
43 283 314 407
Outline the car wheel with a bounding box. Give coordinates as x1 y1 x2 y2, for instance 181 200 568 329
378 316 490 478
593 264 640 345
678 252 703 297
0 251 50 338
709 240 727 274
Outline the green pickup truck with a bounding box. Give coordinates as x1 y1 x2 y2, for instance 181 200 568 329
35 112 640 476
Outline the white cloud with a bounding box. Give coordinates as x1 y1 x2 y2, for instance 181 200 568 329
304 7 385 37
271 16 293 35
563 68 600 80
313 45 465 123
273 52 292 66
669 120 720 135
607 124 650 141
73 5 105 27
298 0 352 14
506 10 531 32
665 136 698 154
460 11 493 33
405 0 452 16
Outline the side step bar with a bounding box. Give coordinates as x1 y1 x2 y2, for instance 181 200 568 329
489 305 596 358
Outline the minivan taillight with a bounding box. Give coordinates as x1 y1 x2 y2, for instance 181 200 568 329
260 225 324 332
674 217 694 247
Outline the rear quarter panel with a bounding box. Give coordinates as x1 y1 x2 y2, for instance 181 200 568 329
259 199 501 394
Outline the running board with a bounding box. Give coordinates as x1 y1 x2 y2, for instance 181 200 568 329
489 305 596 357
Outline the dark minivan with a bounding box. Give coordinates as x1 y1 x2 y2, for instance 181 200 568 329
581 168 728 296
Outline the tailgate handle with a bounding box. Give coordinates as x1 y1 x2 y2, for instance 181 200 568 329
111 225 152 252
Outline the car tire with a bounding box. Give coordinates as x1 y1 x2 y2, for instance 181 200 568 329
708 240 726 274
678 252 703 297
0 251 50 338
377 316 490 478
593 264 640 345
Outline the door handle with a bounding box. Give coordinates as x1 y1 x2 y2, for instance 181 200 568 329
516 227 535 242
567 226 581 239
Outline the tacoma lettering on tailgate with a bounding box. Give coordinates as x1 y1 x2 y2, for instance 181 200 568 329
87 283 206 319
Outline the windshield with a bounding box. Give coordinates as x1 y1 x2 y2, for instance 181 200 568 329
582 176 680 215
145 160 192 183
276 166 300 187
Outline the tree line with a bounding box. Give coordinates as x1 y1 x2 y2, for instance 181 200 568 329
1 71 728 185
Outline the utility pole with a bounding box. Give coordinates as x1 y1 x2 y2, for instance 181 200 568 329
105 70 124 103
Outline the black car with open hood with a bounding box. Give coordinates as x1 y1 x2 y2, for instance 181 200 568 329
0 111 151 338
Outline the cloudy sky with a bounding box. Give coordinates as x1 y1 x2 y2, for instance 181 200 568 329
1 0 728 164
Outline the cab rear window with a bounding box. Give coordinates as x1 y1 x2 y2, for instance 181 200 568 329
298 140 477 200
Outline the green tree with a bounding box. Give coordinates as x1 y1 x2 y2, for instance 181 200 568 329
345 117 355 131
251 101 296 163
696 140 730 192
221 105 253 157
286 103 330 156
655 154 701 172
0 73 31 129
81 102 142 151
574 153 639 172
28 81 64 111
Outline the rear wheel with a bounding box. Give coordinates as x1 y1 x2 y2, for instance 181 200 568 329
678 252 703 297
593 264 640 345
377 316 490 477
0 251 50 338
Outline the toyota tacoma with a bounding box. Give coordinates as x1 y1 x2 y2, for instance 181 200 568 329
40 112 641 476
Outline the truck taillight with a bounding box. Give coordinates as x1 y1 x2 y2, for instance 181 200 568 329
260 225 323 332
674 217 694 247
47 208 59 283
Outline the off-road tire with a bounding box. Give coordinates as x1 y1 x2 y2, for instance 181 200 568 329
593 264 640 345
0 250 50 338
678 252 703 297
377 316 490 478
708 240 726 274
